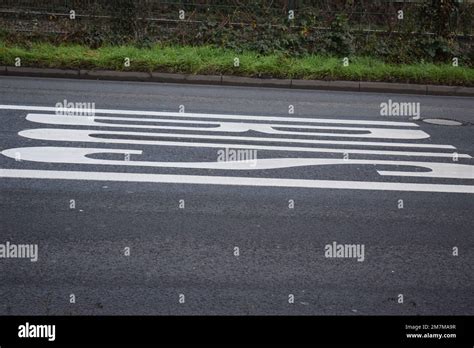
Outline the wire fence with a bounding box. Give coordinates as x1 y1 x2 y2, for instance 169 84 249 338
0 0 473 36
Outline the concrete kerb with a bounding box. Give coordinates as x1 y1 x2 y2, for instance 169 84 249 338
1 67 473 96
6 67 79 78
79 70 150 81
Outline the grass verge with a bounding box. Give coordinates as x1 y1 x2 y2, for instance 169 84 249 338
0 41 473 86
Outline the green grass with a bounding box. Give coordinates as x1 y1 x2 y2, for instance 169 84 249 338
1 41 473 86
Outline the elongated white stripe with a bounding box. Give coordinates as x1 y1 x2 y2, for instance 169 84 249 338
0 104 419 127
25 113 429 140
1 169 472 193
3 147 473 179
19 128 455 149
4 134 470 158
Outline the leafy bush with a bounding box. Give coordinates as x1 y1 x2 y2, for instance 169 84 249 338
319 14 354 57
1 0 472 66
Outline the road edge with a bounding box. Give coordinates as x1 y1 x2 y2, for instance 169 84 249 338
1 66 473 96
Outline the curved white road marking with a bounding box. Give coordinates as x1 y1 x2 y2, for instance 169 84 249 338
25 113 428 139
2 147 473 179
0 169 472 194
1 104 471 193
11 129 466 158
19 128 452 149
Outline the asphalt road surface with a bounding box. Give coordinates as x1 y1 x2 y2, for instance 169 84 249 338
0 76 472 315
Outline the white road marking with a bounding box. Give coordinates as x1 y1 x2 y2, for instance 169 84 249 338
3 147 473 179
25 113 429 139
8 134 466 158
19 128 454 149
0 104 419 126
1 168 472 194
1 104 471 193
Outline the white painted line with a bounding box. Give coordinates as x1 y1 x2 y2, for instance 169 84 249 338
25 113 429 139
1 168 472 193
19 128 455 149
11 131 468 158
3 147 472 179
0 104 419 127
